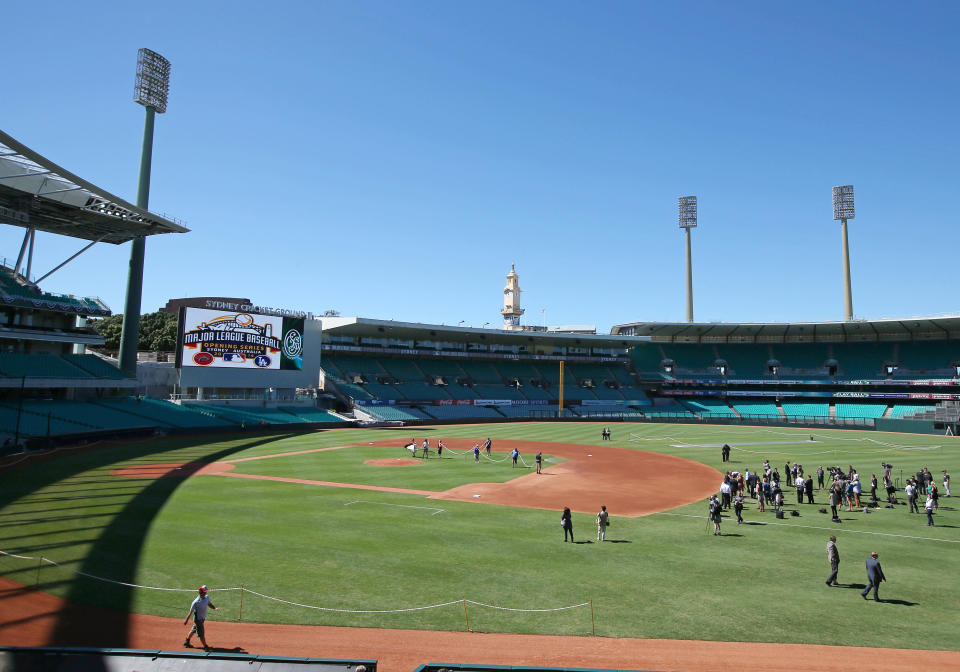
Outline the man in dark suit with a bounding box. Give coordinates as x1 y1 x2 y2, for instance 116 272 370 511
861 551 886 601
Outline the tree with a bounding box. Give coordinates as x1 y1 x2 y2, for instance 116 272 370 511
91 314 124 351
140 311 179 351
91 311 179 352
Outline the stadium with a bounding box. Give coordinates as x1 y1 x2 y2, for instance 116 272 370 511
3 33 960 672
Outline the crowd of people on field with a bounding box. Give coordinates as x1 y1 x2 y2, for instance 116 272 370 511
713 447 951 531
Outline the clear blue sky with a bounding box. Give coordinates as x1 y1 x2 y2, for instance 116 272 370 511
2 1 958 331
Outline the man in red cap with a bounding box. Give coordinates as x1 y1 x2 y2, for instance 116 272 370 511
184 585 219 650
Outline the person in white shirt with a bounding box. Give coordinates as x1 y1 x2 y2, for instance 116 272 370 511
720 480 732 510
184 585 218 650
795 475 806 504
925 494 935 526
905 481 918 513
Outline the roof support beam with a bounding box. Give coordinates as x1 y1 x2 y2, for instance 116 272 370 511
14 228 31 276
33 235 106 285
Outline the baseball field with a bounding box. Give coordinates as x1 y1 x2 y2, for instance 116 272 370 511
1 422 958 664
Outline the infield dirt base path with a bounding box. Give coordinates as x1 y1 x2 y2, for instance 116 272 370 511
1 577 957 672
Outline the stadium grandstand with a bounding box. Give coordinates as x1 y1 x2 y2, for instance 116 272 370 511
612 317 960 434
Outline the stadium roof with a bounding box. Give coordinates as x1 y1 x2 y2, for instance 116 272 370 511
611 317 960 342
321 316 647 350
0 129 188 244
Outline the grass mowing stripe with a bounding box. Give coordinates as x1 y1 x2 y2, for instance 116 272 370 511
1 423 958 650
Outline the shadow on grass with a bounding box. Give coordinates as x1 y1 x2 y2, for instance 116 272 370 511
0 431 310 649
878 598 920 606
606 539 632 543
717 533 743 537
572 540 593 544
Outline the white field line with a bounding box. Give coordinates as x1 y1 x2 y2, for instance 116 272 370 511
654 512 960 544
345 499 445 515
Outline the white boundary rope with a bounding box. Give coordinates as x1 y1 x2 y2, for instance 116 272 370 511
466 599 588 612
0 549 590 614
0 551 241 592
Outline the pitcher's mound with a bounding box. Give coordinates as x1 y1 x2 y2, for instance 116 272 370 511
364 458 421 466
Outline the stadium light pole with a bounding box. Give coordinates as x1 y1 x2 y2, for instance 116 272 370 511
118 49 171 378
678 196 698 323
833 185 855 321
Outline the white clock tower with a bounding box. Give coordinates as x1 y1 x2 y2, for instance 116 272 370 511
501 264 525 330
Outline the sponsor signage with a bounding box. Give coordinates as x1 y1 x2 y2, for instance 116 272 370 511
178 307 304 370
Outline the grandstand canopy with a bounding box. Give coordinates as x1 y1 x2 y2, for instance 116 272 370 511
322 316 648 350
0 129 188 244
611 317 960 342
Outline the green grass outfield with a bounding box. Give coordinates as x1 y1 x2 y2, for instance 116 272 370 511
0 422 957 651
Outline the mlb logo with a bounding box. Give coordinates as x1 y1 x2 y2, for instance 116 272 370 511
223 353 246 363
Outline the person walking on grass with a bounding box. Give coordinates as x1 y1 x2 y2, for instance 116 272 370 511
473 444 480 462
535 451 542 474
184 585 218 650
925 493 935 526
511 447 519 468
825 536 840 586
861 552 886 602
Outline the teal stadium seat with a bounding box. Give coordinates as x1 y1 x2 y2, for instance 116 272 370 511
834 403 888 419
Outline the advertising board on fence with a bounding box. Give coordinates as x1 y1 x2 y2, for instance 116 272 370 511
177 307 304 370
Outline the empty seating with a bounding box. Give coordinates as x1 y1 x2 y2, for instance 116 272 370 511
422 405 504 419
834 403 888 419
780 402 830 417
732 400 780 417
0 353 91 379
61 354 126 379
681 399 737 416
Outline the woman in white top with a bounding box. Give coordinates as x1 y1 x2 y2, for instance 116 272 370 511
925 495 935 526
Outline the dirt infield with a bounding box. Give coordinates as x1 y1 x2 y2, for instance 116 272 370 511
110 439 721 517
364 458 421 466
1 577 957 671
391 438 719 516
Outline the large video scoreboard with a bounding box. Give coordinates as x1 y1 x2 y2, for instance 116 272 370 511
176 307 304 371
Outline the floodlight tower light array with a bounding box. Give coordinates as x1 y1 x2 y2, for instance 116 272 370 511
134 48 171 113
832 185 855 221
678 196 697 322
678 195 698 229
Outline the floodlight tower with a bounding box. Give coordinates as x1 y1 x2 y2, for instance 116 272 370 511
118 48 171 377
678 196 698 323
833 185 855 321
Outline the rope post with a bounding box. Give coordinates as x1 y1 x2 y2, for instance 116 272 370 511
239 584 245 622
590 599 595 636
462 597 470 632
36 556 43 587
